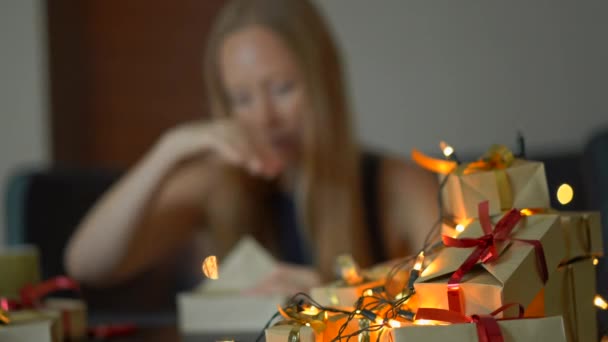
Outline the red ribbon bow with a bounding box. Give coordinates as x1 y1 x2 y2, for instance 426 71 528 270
0 276 80 311
441 201 548 313
416 303 525 342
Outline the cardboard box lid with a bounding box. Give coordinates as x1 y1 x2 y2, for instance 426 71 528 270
418 214 561 287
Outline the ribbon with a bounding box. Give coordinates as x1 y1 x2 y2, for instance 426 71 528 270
412 145 516 210
0 276 80 335
276 304 327 341
441 201 549 313
415 303 525 342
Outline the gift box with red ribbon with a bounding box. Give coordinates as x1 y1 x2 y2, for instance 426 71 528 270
0 276 87 341
414 201 565 317
386 305 567 342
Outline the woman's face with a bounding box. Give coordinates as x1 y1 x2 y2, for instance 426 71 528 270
220 25 308 166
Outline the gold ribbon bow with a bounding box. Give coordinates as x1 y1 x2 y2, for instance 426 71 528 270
412 144 516 210
277 305 327 342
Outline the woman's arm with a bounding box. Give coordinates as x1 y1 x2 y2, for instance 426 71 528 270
64 120 283 286
379 156 440 259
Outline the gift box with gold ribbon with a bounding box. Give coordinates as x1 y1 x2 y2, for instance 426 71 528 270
265 323 321 342
526 258 598 342
412 145 550 221
386 305 567 342
414 202 565 316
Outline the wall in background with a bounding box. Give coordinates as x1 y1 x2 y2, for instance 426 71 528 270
0 0 48 245
316 0 608 156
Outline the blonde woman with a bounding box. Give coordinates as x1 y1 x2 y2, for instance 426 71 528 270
64 0 438 294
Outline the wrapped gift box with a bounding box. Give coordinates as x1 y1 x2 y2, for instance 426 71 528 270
439 159 550 221
266 323 320 342
177 236 286 333
386 316 566 342
415 213 564 316
558 212 603 262
0 245 40 298
0 309 63 342
526 259 597 342
44 298 87 340
310 279 384 309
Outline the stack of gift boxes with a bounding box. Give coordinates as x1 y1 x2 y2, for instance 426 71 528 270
263 144 603 342
0 245 87 342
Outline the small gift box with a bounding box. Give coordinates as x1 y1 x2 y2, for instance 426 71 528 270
44 298 87 340
526 258 597 342
265 323 320 342
412 145 550 221
178 236 285 333
0 245 40 299
386 306 567 342
414 202 564 316
0 309 63 342
558 211 603 262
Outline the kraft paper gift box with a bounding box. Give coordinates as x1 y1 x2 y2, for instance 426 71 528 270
0 245 41 298
558 211 603 262
526 259 597 342
439 159 550 221
0 309 63 342
44 297 87 340
385 315 567 342
414 212 564 316
177 235 285 333
265 323 321 342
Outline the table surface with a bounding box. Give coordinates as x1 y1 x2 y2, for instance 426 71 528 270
88 325 260 342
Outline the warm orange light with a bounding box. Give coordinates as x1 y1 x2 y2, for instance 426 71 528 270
595 295 608 310
414 319 433 326
455 224 465 233
363 289 374 297
0 311 9 324
440 141 454 158
301 305 321 316
594 258 600 266
520 208 534 217
388 319 401 328
557 184 574 205
305 322 311 327
202 255 219 280
414 251 425 271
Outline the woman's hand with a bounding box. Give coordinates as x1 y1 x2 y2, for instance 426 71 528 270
157 119 284 178
243 263 321 296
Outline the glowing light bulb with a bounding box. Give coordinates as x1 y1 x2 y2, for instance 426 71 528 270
305 322 311 327
301 305 321 316
388 319 401 328
520 208 534 217
594 258 599 266
557 183 574 205
363 289 374 297
415 319 433 326
414 252 425 271
455 224 465 233
202 255 219 280
440 141 454 158
595 295 608 310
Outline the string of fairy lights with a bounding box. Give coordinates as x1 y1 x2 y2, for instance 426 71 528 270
246 134 607 341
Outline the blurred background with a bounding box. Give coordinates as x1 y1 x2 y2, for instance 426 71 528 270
1 0 607 327
2 0 608 245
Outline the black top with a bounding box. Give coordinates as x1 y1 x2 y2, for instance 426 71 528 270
274 152 385 265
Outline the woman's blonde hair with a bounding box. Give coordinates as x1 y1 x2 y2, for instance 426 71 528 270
203 0 372 279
